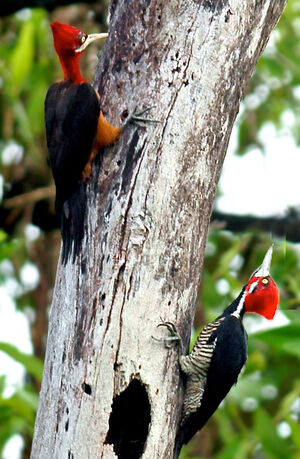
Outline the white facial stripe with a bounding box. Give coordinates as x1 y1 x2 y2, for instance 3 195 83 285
249 280 258 293
231 290 247 319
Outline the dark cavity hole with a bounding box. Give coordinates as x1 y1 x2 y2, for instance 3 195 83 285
65 418 69 432
82 382 92 395
105 379 151 458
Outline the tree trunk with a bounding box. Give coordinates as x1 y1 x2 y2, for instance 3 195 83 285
31 1 287 458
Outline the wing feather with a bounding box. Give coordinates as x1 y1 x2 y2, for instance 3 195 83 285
178 315 247 448
45 81 100 213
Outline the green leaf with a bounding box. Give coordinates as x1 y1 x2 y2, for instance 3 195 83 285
16 386 39 411
215 438 250 459
0 342 43 381
253 324 300 357
10 20 34 90
253 408 289 458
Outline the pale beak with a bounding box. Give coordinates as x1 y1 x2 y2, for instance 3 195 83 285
252 245 273 278
75 33 108 53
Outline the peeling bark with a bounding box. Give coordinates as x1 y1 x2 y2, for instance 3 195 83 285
31 1 287 458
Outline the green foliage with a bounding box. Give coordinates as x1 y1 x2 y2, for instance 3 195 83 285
236 0 300 154
0 228 40 457
0 343 43 381
0 230 22 262
0 8 54 162
0 379 38 452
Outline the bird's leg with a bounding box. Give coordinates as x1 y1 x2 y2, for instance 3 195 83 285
153 320 184 355
123 106 161 127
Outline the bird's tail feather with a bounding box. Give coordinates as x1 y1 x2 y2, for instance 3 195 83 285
60 183 87 265
173 427 185 459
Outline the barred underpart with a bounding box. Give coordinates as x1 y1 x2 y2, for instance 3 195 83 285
179 318 225 419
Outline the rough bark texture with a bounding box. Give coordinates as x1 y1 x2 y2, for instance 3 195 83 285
31 1 287 458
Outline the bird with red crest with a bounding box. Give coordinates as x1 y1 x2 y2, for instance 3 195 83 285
45 22 122 264
155 245 279 457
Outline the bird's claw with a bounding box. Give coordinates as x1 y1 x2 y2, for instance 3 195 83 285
158 321 179 337
153 320 183 353
123 106 161 127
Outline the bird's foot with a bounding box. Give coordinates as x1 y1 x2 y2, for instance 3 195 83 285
123 106 161 128
152 319 183 354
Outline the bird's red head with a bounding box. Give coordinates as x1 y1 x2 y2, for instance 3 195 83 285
51 22 87 57
50 22 108 83
244 246 279 320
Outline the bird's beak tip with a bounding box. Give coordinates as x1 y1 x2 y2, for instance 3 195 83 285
253 245 273 278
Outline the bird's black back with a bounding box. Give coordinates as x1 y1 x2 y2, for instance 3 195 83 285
45 80 100 263
176 314 247 452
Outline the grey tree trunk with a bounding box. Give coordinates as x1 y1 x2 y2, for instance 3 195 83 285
31 1 287 458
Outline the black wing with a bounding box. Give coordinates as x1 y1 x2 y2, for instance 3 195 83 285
45 80 100 214
178 315 247 449
45 81 100 263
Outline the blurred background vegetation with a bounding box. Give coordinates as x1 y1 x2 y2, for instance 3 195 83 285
0 1 299 458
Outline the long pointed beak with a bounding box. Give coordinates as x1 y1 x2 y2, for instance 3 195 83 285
252 245 273 278
75 32 108 53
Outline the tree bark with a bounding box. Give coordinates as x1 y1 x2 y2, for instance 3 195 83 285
31 1 287 458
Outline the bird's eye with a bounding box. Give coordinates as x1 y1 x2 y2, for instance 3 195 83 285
262 278 269 285
81 35 86 43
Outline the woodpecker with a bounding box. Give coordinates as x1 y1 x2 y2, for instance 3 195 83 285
156 246 279 457
45 22 122 264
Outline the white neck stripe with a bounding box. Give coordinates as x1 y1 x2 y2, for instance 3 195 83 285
231 289 247 319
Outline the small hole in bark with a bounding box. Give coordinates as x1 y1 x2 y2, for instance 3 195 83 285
168 300 171 305
117 160 121 166
68 451 74 459
65 419 69 431
121 109 129 120
100 318 103 326
105 379 151 458
82 382 92 395
66 407 69 415
101 293 106 301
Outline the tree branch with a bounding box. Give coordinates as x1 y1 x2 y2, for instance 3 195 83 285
0 0 96 17
31 1 287 458
3 186 55 209
212 208 300 242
